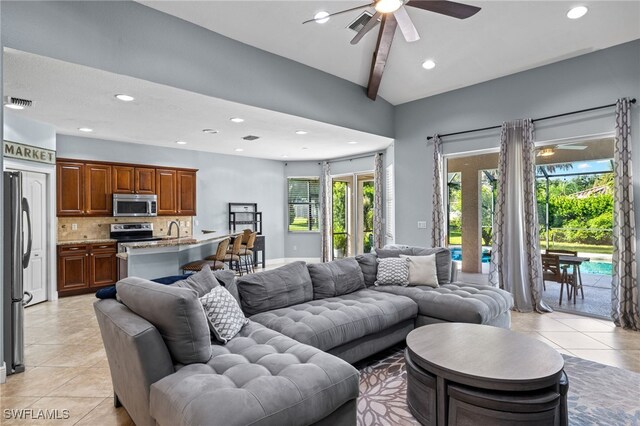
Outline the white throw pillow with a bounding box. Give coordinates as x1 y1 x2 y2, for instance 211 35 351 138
375 257 410 286
400 254 439 288
199 286 248 344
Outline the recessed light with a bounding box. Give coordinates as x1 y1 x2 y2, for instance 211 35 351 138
176 140 187 145
422 59 436 70
202 129 219 134
347 141 358 145
230 117 244 123
375 0 402 13
115 94 135 102
567 6 588 19
281 155 289 158
5 104 24 110
314 11 330 24
234 148 244 152
78 127 93 133
295 130 308 135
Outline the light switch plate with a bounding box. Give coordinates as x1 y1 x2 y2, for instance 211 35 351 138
71 223 78 231
417 221 427 229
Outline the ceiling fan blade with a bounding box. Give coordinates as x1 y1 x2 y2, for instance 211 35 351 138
302 3 374 24
367 14 398 100
394 7 420 42
406 0 481 19
351 11 382 45
556 145 588 150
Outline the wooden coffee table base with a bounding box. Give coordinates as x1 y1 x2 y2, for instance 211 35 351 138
405 324 569 426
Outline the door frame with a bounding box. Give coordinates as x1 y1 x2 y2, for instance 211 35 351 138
5 159 57 302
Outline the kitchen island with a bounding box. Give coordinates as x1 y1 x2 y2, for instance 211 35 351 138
117 231 241 280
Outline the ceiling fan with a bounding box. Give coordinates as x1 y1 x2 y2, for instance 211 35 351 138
303 0 481 101
537 143 588 157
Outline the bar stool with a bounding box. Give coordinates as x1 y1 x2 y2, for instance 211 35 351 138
220 236 243 275
181 238 230 274
240 232 257 274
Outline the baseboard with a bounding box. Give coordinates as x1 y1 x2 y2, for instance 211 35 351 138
0 362 6 384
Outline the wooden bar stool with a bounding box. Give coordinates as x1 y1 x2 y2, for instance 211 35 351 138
221 236 243 275
181 238 230 274
240 232 257 274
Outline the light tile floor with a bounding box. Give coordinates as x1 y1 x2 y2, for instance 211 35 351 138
1 283 638 425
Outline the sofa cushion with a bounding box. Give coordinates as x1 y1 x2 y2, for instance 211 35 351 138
236 261 313 316
200 286 248 344
171 267 220 297
356 253 378 287
375 257 410 286
373 283 513 325
376 247 452 284
150 321 359 426
249 289 418 351
307 258 365 299
116 277 212 365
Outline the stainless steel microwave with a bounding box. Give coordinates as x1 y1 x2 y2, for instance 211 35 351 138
113 194 157 217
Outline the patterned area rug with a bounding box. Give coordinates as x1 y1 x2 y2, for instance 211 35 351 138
356 347 640 426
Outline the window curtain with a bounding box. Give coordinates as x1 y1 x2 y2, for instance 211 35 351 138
611 98 639 330
431 134 446 248
320 161 332 262
373 153 384 251
489 119 551 313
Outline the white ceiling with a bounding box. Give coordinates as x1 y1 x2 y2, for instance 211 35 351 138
3 49 392 161
139 0 640 105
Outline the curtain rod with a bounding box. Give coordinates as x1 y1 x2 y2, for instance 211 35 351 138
426 98 636 141
315 151 384 165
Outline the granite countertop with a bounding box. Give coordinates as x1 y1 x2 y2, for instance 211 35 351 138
57 238 117 246
120 231 240 253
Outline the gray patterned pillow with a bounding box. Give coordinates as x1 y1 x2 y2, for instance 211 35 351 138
199 286 248 344
375 257 410 286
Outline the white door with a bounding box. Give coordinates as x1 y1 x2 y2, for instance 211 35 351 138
22 171 48 306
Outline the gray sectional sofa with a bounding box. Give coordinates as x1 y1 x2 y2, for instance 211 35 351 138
94 247 513 426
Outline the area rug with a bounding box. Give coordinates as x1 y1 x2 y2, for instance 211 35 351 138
356 347 640 426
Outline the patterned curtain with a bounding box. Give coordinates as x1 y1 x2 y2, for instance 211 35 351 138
431 135 446 248
373 153 384 251
320 161 332 262
611 98 639 330
489 119 551 312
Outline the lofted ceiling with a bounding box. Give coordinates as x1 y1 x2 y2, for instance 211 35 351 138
3 49 392 161
139 1 640 105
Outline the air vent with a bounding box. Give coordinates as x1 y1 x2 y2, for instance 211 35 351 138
347 11 373 33
242 135 260 141
4 96 33 109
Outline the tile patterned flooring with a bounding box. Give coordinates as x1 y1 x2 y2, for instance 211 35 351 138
1 290 638 424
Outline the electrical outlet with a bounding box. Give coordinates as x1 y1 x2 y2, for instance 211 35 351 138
417 221 427 229
195 220 199 226
71 223 78 231
293 245 297 251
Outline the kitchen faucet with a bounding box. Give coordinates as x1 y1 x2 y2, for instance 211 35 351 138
168 220 180 240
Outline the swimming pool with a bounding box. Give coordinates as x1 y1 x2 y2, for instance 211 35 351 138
449 247 612 276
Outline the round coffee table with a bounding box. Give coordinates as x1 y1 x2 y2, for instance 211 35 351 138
405 323 567 426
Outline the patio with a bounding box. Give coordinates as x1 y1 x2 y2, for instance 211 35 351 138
542 271 613 319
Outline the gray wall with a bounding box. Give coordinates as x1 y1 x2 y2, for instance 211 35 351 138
394 39 640 271
56 135 286 260
1 0 394 138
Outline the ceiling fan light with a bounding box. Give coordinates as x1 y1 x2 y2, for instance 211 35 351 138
422 59 436 70
314 11 330 24
537 148 555 157
375 0 403 14
567 6 588 19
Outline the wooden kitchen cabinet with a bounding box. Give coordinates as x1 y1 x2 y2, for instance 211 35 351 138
113 166 156 194
85 163 112 215
177 170 197 216
57 243 118 296
57 161 85 216
156 168 178 215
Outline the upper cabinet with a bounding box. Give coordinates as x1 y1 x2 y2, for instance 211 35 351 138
57 161 85 216
113 166 156 194
57 159 196 217
178 171 197 216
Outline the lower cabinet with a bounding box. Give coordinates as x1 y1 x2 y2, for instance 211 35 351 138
57 243 117 296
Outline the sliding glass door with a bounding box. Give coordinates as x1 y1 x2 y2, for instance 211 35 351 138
332 172 375 259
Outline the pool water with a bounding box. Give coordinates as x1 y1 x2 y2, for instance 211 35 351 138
449 247 613 276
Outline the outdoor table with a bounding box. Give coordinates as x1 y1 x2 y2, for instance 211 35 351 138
558 255 590 303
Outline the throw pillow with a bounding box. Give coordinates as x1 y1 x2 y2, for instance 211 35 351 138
170 267 220 297
199 286 248 344
375 257 409 286
116 277 212 364
400 254 439 287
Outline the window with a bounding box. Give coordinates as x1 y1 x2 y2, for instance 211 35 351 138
288 178 319 231
385 164 395 245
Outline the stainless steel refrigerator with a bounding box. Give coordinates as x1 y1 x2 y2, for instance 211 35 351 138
3 171 33 375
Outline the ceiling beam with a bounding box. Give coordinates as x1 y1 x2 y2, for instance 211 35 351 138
367 13 397 101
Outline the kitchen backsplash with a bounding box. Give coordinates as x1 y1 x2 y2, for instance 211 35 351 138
57 216 193 242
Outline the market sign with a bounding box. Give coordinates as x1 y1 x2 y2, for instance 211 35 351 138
3 140 56 165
